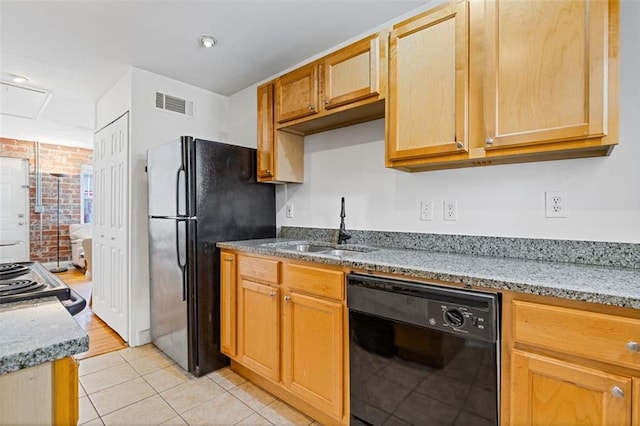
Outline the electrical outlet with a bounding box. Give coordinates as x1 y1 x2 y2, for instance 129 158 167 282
285 203 294 218
545 191 567 218
444 200 457 221
420 201 433 221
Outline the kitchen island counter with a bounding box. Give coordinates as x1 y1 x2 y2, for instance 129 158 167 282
217 238 640 310
0 297 88 375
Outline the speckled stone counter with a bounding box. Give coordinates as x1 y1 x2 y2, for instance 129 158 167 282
0 297 89 375
217 238 640 310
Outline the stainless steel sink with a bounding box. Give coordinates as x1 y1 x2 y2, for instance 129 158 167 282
278 243 375 257
324 249 362 257
289 244 333 253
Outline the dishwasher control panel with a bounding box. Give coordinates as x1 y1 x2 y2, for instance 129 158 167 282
426 300 494 342
347 273 499 344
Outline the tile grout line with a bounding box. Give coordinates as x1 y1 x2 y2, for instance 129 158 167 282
83 347 183 424
81 346 307 426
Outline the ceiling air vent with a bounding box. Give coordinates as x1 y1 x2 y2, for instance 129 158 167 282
155 92 194 117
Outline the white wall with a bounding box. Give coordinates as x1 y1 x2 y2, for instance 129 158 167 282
95 70 132 130
228 0 640 244
96 67 230 345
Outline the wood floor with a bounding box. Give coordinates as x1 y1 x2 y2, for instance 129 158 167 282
56 268 127 359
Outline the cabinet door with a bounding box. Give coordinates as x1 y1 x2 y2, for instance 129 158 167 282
275 63 319 124
220 251 236 357
237 279 280 381
511 350 631 425
322 35 380 110
387 1 468 162
633 378 640 426
282 291 343 417
484 0 607 150
257 83 275 181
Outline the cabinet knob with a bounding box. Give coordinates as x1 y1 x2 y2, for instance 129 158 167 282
486 137 494 145
224 257 233 262
324 99 329 107
626 341 640 352
308 105 316 111
456 142 463 149
265 169 271 175
269 291 276 297
611 386 625 399
284 295 291 302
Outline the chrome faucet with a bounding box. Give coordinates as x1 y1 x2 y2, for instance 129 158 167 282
338 197 352 245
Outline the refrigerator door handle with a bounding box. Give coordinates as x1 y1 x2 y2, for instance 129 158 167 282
176 218 187 301
176 167 185 217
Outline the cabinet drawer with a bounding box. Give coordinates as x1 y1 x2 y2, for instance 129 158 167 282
238 256 280 284
513 301 640 370
284 263 345 301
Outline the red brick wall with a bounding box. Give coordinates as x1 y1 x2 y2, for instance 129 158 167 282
0 138 93 263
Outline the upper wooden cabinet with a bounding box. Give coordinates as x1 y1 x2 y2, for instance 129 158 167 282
386 0 618 172
322 35 381 110
483 0 609 150
387 1 469 163
257 82 304 184
260 32 387 183
272 32 387 132
275 64 320 124
257 83 275 180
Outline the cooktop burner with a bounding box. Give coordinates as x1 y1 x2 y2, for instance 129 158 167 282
0 262 70 305
0 279 47 295
0 263 32 280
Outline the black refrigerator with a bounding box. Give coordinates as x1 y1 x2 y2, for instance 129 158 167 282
147 136 275 377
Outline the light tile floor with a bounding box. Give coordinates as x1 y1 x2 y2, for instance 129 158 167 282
78 344 321 426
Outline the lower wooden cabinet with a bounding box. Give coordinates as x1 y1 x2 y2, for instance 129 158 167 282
503 292 640 425
511 350 632 425
220 251 236 357
237 278 281 381
283 290 343 418
0 356 79 426
221 252 347 424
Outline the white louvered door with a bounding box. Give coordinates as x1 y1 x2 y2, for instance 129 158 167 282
92 112 129 341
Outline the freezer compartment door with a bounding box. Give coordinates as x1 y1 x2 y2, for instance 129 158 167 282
149 217 191 371
147 138 191 217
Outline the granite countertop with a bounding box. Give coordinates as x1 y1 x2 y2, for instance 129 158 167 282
217 238 640 310
0 297 89 375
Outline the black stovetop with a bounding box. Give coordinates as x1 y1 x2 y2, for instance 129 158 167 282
0 261 71 305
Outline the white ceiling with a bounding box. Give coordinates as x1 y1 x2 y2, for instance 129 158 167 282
0 0 427 148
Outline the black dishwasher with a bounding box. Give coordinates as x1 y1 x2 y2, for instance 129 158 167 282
347 273 500 426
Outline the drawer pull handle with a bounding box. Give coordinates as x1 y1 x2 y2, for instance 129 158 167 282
611 386 625 399
269 291 276 297
626 341 640 352
224 257 233 262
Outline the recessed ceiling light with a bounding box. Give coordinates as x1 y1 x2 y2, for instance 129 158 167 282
10 74 28 84
199 36 217 48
